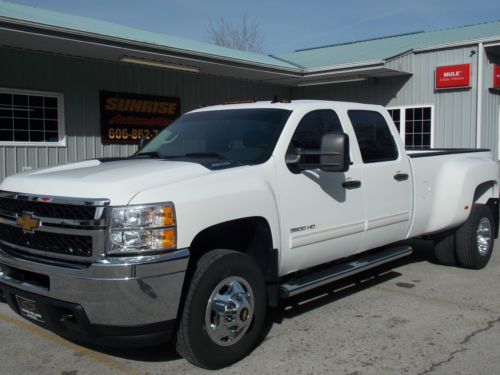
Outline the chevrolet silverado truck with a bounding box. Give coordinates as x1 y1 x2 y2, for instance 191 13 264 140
0 100 498 369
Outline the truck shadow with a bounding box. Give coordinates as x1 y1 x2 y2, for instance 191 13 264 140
264 238 437 327
46 239 438 363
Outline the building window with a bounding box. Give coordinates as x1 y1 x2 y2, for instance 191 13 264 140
0 88 65 145
387 105 433 149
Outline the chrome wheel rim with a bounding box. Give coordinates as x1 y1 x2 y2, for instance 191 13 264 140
205 276 254 347
477 217 492 256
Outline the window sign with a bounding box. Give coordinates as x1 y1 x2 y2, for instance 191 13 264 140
493 64 500 89
435 64 470 89
100 91 180 144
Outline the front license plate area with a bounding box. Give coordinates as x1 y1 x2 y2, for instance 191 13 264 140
15 295 45 323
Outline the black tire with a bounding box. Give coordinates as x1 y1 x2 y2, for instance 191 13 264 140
176 249 266 369
455 204 495 269
433 229 458 266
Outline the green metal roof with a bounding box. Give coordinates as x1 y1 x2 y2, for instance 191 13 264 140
0 0 298 70
276 21 500 69
1 0 500 72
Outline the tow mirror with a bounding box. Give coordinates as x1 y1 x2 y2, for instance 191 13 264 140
285 132 350 172
319 132 350 172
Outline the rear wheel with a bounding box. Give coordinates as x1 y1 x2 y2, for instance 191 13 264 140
455 204 494 269
176 249 266 369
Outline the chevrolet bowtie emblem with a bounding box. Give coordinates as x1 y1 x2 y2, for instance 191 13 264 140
16 213 40 233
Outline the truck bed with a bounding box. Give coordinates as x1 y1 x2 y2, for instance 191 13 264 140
406 148 497 238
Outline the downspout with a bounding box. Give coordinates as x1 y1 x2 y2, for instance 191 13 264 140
476 42 484 148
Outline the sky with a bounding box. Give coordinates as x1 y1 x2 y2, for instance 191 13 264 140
5 0 500 54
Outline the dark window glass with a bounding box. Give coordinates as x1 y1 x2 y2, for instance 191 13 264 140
30 131 44 142
13 109 29 118
45 120 58 131
422 134 430 148
403 107 432 148
414 108 423 120
0 117 12 130
14 118 29 130
414 121 422 133
423 107 431 119
31 119 43 131
348 110 398 163
405 122 413 133
45 108 58 120
289 109 344 165
414 134 423 147
14 131 29 142
0 91 60 143
0 109 12 117
387 109 401 133
406 108 414 121
13 95 28 106
31 107 44 119
29 96 44 107
44 97 58 108
45 132 59 142
0 130 12 141
0 93 11 105
423 120 431 133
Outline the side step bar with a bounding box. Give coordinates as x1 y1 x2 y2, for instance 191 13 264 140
279 245 412 298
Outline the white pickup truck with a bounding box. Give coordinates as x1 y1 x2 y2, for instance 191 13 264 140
0 100 498 368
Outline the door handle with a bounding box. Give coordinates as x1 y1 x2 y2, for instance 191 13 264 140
394 173 409 181
342 180 362 189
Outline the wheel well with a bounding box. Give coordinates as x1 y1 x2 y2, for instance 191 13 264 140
183 217 279 307
473 181 496 204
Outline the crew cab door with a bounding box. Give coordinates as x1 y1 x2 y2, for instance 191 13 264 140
276 108 365 274
347 109 412 251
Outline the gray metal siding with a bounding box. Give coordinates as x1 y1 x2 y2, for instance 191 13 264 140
292 45 480 150
481 51 500 159
0 47 289 181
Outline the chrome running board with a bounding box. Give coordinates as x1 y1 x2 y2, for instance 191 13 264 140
279 245 412 298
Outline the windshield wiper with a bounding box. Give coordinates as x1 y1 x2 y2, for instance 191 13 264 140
183 152 245 166
133 151 165 158
183 152 227 159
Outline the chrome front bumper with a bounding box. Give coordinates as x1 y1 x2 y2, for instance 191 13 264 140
0 247 189 327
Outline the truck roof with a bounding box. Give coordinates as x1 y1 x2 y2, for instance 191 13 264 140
191 100 384 113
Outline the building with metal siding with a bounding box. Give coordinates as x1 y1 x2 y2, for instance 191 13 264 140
0 0 500 181
0 47 289 181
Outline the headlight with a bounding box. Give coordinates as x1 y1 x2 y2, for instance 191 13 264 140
107 203 176 255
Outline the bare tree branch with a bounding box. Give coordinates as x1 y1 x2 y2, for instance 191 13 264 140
205 12 265 53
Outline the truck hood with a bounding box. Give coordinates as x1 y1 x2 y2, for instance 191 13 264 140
0 159 211 205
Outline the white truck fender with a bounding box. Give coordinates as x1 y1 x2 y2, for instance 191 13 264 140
128 163 282 252
423 156 498 234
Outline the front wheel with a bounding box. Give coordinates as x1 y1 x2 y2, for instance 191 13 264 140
176 249 266 369
455 204 495 269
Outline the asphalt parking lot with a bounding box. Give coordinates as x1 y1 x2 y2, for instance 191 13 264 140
1 239 499 375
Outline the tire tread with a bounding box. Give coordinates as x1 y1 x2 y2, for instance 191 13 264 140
176 249 233 368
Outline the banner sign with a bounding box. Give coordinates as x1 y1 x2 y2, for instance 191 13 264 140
494 64 500 89
100 91 180 144
435 64 470 89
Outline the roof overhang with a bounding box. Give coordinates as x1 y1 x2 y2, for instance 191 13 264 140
0 15 412 87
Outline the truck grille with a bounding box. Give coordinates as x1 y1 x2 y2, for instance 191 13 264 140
0 223 93 257
0 197 96 220
0 191 109 261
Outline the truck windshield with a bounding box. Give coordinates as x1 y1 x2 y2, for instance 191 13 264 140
135 108 292 165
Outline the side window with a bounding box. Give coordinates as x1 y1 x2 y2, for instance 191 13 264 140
348 110 398 163
289 109 343 165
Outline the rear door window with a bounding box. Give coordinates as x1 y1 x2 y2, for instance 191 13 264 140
348 110 398 163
